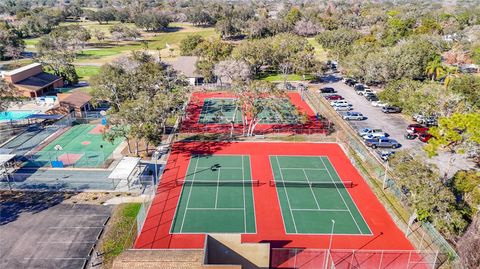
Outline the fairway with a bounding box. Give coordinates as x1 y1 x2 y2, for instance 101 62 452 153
26 124 123 168
270 156 371 235
170 155 256 234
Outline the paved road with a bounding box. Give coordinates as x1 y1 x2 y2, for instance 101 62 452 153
311 74 475 177
1 193 112 269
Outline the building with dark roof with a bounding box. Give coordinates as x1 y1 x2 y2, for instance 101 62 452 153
168 56 204 86
2 63 64 98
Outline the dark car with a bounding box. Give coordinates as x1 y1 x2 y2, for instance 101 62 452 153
365 94 379 101
320 87 335 93
345 79 357 87
324 94 344 100
354 84 365 91
382 106 402 113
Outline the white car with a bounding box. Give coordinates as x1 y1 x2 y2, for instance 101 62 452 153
334 104 353 111
358 88 376 96
363 132 389 140
330 100 351 106
371 101 388 107
358 128 383 137
342 112 365 120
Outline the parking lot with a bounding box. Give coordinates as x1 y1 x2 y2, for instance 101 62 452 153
313 74 474 176
1 192 112 269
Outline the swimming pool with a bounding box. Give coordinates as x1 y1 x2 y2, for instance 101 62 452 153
0 111 37 122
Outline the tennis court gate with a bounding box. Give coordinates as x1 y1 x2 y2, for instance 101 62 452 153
270 248 443 269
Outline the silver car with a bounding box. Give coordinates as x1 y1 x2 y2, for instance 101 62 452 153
342 112 365 120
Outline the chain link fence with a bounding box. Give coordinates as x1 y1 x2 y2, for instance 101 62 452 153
303 90 462 268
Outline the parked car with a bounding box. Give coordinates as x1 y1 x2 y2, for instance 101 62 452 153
418 133 433 143
365 94 379 102
371 101 388 107
406 124 429 134
382 106 402 113
330 100 351 106
320 87 335 93
324 94 344 100
363 132 390 140
359 88 376 96
365 137 401 149
424 117 438 127
342 112 365 120
344 78 357 86
378 150 396 162
358 128 384 137
354 83 365 91
334 104 353 111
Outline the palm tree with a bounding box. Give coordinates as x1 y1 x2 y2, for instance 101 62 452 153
425 56 446 81
443 66 459 88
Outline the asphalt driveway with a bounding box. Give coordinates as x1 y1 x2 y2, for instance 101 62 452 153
311 74 475 176
1 192 112 269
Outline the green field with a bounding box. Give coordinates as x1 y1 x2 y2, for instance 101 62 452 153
270 156 371 234
75 66 100 80
259 73 315 82
171 155 256 233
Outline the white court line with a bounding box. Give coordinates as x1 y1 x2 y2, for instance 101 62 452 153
186 208 244 211
275 156 298 234
242 156 246 233
58 215 109 217
24 258 87 260
281 167 327 171
179 156 199 233
303 169 322 210
214 168 221 208
196 166 243 170
48 227 103 229
325 156 373 235
37 241 96 244
320 156 362 234
291 208 350 212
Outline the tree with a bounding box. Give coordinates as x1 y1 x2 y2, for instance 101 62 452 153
425 56 447 81
424 113 480 162
457 215 480 269
283 7 302 29
179 35 205 56
0 22 25 61
452 170 480 215
134 11 171 32
448 75 480 111
109 24 141 42
213 60 251 85
91 52 188 155
215 18 241 39
389 151 468 239
36 35 78 85
234 81 288 136
187 9 215 26
315 28 362 60
294 19 321 37
0 80 23 111
89 8 115 24
194 39 233 81
93 29 106 45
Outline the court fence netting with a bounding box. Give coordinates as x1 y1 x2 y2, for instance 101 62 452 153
0 173 123 191
21 150 110 168
303 90 462 268
270 248 445 269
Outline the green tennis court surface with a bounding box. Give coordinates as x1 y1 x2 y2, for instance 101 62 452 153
198 98 299 125
171 155 256 233
25 124 123 168
270 156 371 235
256 98 299 124
198 98 242 124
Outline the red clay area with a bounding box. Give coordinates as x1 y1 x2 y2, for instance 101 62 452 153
135 141 413 252
181 91 329 134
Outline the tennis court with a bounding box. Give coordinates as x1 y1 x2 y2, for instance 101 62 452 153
170 154 256 234
257 98 299 124
270 155 371 235
25 124 123 168
198 98 242 124
198 98 299 125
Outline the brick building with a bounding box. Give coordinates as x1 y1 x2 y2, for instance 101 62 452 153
2 63 64 98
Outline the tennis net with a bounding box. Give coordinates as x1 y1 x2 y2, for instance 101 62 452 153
270 180 353 188
176 179 260 186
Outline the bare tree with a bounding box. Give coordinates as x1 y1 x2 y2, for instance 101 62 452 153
213 60 251 86
457 214 480 269
294 19 322 37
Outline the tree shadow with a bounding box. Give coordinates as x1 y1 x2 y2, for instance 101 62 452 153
0 191 74 225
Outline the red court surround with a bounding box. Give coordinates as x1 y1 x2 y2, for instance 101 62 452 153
135 142 414 252
181 92 329 134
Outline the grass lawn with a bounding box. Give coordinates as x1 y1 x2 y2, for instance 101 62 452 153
75 65 100 81
259 73 315 82
307 38 328 62
99 203 141 268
